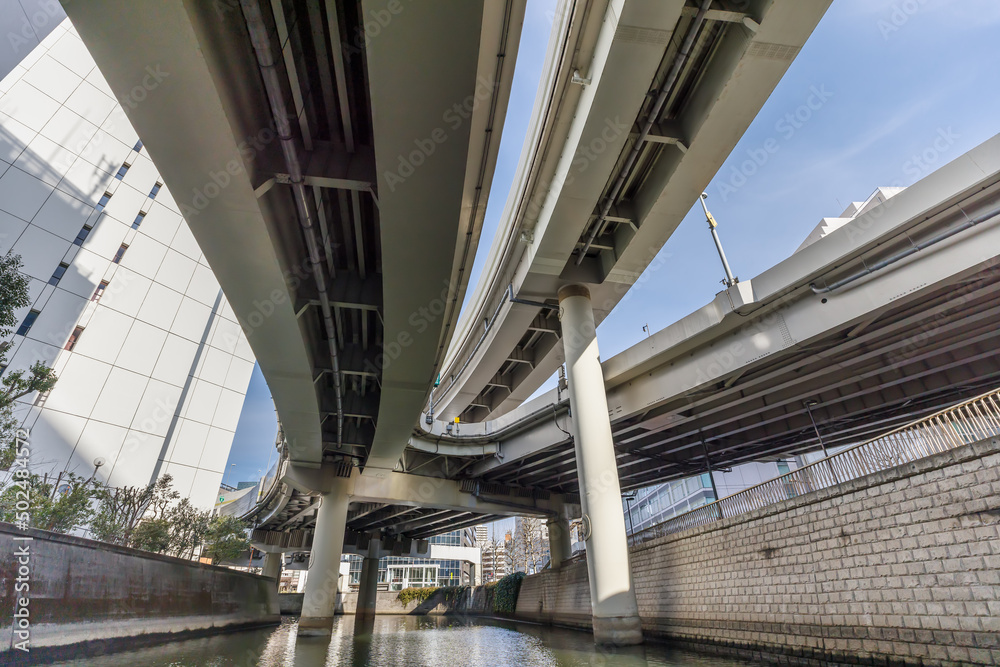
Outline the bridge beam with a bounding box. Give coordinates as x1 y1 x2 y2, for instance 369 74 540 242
299 479 350 636
558 285 642 646
284 465 573 519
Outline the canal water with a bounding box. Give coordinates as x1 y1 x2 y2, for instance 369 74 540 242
45 616 759 667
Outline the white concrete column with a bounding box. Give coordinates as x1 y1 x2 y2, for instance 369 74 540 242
299 480 350 636
262 552 282 585
547 515 572 570
546 496 572 570
558 284 642 646
354 555 379 634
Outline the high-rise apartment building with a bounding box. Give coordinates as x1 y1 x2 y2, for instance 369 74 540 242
0 18 254 508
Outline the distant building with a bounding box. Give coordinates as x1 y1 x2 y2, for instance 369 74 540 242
795 186 905 252
474 524 487 547
346 527 481 590
623 459 804 536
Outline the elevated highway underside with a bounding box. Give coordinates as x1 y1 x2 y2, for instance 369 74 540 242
242 136 1000 544
457 135 1000 495
65 0 525 474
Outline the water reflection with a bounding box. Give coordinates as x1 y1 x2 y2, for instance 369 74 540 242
47 615 759 667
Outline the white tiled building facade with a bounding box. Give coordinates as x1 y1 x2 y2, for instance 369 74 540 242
0 19 254 509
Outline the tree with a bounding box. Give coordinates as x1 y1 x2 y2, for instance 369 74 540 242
90 474 178 546
202 514 250 563
514 517 547 575
0 252 58 468
165 498 210 558
0 472 95 533
481 536 504 583
504 529 521 574
131 517 171 553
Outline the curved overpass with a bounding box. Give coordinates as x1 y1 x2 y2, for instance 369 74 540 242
457 137 1000 492
65 0 526 473
432 0 833 423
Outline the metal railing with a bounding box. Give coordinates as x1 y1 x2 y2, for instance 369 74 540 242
628 387 1000 547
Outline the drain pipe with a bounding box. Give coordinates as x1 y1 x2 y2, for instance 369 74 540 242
577 0 713 264
811 204 1000 295
240 0 344 449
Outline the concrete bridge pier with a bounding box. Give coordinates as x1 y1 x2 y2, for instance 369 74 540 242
299 479 350 636
261 552 282 585
547 498 572 570
354 550 379 635
558 284 643 646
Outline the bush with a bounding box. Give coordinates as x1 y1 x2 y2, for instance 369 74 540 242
397 586 439 606
439 585 469 606
491 572 525 614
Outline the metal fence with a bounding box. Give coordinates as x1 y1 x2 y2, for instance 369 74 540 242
628 387 1000 547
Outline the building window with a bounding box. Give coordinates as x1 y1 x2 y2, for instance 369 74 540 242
92 280 109 301
65 326 84 351
114 164 130 180
148 182 161 199
16 310 40 336
49 262 69 286
113 244 128 264
131 211 146 229
73 225 93 246
133 139 143 151
96 193 112 212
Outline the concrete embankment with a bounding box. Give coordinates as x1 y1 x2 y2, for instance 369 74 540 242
0 524 279 662
280 586 496 616
514 437 1000 666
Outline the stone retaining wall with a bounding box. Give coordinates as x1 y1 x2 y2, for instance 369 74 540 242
280 586 495 616
0 524 279 662
515 437 1000 666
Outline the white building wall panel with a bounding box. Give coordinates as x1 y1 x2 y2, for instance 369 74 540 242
0 19 255 509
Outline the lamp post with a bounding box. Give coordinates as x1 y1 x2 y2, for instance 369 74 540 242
699 192 737 288
623 493 637 538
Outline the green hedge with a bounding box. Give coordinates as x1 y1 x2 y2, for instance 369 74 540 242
491 572 525 614
396 586 439 606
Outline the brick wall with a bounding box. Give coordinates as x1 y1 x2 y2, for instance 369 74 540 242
515 437 1000 666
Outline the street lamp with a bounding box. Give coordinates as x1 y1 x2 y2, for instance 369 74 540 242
699 192 737 288
622 492 637 537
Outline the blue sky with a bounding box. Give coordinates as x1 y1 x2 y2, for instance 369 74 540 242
225 0 1000 486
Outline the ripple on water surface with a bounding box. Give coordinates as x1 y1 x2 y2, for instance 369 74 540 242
46 616 761 667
